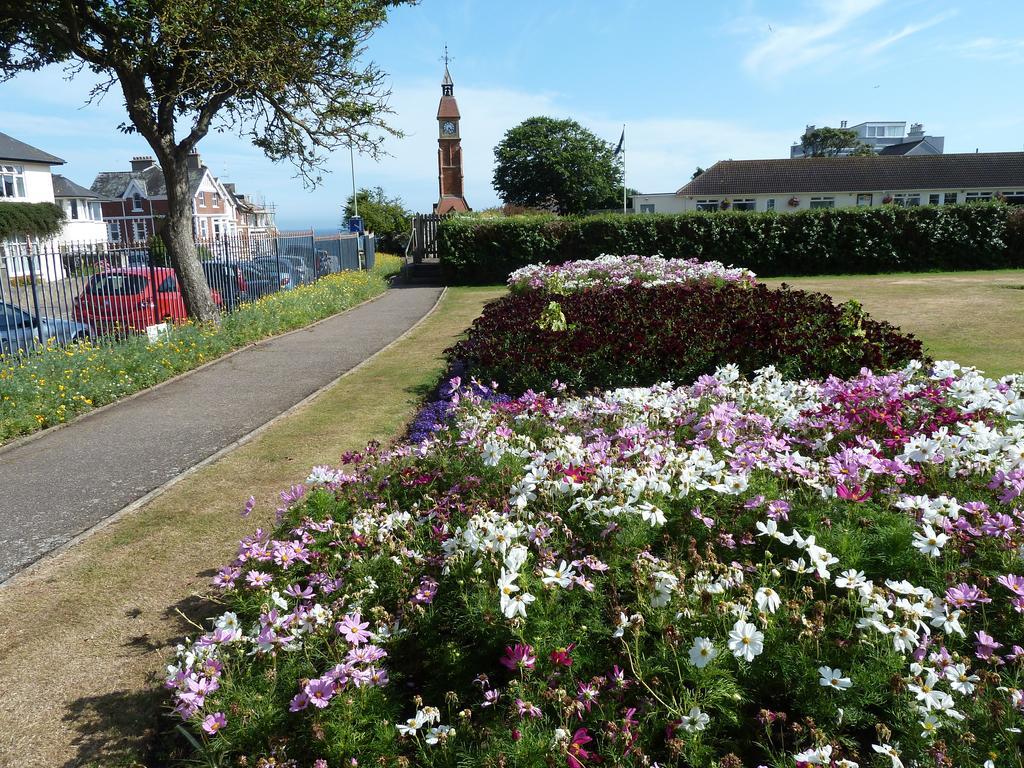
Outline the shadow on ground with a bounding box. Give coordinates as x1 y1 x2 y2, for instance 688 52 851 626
60 592 220 767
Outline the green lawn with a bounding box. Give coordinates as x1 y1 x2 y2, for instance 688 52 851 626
764 269 1024 377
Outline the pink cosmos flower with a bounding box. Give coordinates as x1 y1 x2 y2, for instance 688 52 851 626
305 677 336 708
975 630 1003 661
500 643 536 671
245 570 273 587
549 643 576 667
515 698 542 718
336 613 372 645
566 728 596 768
998 574 1024 596
289 692 310 711
201 712 227 735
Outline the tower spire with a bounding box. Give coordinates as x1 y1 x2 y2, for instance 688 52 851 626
441 45 453 94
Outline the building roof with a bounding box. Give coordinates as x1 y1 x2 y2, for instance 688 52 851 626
437 96 460 120
51 174 99 199
0 131 64 165
677 152 1024 195
90 164 205 200
877 139 927 156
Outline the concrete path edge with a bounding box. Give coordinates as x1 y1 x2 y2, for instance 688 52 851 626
0 286 447 590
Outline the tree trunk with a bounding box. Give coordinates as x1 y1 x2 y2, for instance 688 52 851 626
161 156 220 324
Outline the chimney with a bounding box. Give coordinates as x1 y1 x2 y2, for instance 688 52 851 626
130 155 154 172
908 122 925 139
186 150 202 171
841 120 847 128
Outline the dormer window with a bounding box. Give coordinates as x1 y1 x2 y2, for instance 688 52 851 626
132 192 143 211
0 165 26 198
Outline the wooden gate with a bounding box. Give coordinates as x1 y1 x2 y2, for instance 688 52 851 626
408 214 445 263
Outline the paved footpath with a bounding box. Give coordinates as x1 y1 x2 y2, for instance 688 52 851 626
0 283 443 583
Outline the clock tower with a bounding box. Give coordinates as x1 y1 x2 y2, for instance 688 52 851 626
435 58 470 214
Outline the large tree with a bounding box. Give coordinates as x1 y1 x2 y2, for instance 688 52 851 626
799 127 874 157
492 117 622 216
344 186 410 253
0 0 411 323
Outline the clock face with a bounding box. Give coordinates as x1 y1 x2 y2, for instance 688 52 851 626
442 121 457 135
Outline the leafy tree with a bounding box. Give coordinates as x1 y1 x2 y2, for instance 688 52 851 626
691 166 706 179
492 117 622 215
799 127 872 157
344 186 411 253
0 0 411 323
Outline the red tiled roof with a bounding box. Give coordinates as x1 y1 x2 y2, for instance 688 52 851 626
678 153 1024 195
437 97 460 119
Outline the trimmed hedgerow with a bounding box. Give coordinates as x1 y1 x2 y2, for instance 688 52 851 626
449 282 925 396
0 201 65 240
437 204 1021 284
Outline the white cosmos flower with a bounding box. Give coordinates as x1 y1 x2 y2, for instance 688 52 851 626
727 619 764 662
679 706 709 732
912 524 949 557
688 637 719 669
818 666 853 691
871 743 904 768
755 586 781 614
502 592 535 619
425 724 454 745
834 569 868 590
541 560 575 588
944 663 979 694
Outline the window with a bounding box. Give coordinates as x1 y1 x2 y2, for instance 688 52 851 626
132 220 147 241
69 199 80 219
856 193 873 207
107 222 121 241
90 202 103 220
87 274 149 296
198 191 206 207
1003 191 1024 205
0 165 26 198
199 218 208 237
809 197 835 209
158 275 178 293
893 194 921 207
943 192 958 205
213 221 222 237
766 199 775 211
928 194 940 206
132 192 143 211
965 192 992 203
212 192 220 206
695 199 719 211
733 199 756 211
639 204 655 213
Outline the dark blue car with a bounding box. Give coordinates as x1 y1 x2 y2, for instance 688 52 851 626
0 301 91 355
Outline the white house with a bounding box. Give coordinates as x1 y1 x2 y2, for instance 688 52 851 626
0 132 109 281
633 152 1024 215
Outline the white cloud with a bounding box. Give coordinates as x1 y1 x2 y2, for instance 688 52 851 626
742 0 888 77
955 36 1024 62
862 10 958 56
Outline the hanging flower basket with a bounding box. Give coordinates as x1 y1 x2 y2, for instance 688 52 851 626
788 197 800 207
719 199 731 211
882 195 893 204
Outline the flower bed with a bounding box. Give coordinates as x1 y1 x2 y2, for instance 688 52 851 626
168 360 1024 768
507 254 756 293
0 255 402 443
450 281 924 395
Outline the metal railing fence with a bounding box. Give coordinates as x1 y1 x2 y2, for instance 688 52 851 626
1 230 373 356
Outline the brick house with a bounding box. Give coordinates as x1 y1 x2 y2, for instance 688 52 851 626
91 152 241 242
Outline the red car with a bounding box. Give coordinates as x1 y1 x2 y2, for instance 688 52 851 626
73 267 222 334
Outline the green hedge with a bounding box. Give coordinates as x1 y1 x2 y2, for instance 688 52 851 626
0 202 66 240
438 204 1024 283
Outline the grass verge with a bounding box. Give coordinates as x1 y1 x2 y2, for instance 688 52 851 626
0 255 403 444
763 269 1024 377
0 285 505 768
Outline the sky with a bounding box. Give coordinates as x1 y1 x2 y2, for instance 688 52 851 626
2 0 1023 230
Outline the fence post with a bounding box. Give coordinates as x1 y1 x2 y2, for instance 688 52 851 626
26 238 46 346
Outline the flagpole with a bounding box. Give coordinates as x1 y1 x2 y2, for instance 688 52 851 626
621 123 627 214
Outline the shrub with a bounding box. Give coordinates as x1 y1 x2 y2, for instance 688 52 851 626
437 204 1020 284
167 361 1024 768
450 281 924 395
0 201 65 240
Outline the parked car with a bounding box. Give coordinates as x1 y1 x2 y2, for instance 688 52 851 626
202 261 248 309
72 268 222 334
278 252 311 285
241 259 292 300
0 301 91 355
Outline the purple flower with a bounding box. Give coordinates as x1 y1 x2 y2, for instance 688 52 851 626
305 677 336 708
998 574 1024 597
500 643 536 671
245 570 273 588
289 692 310 711
975 630 1003 660
336 613 372 645
946 583 991 610
201 712 227 735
